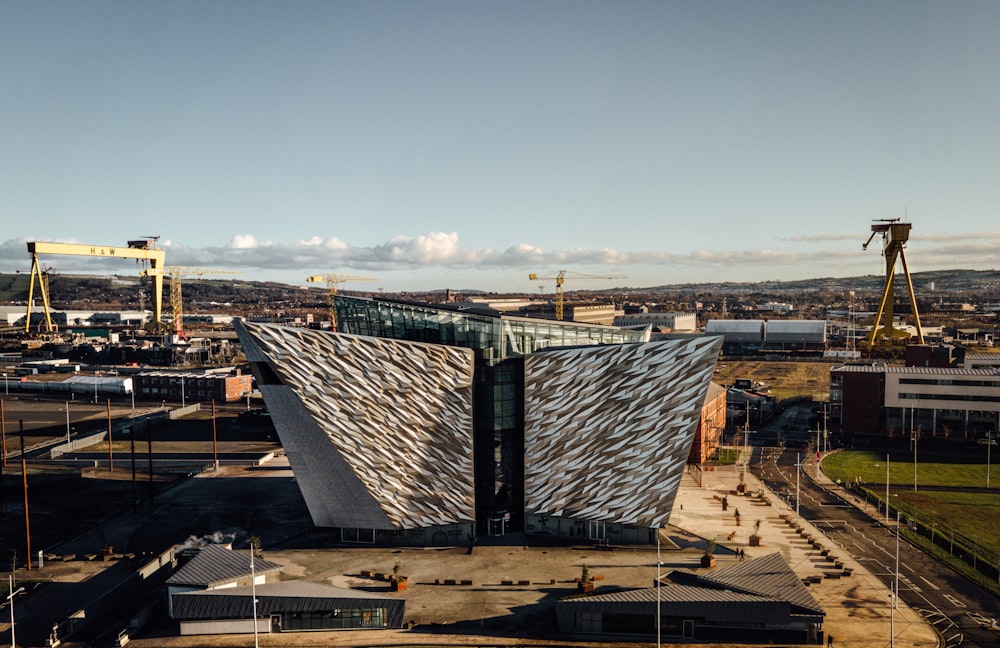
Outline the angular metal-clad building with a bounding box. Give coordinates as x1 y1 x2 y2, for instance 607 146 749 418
236 321 476 536
524 337 723 534
237 296 721 545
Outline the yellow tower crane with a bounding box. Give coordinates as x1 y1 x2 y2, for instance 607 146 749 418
24 239 165 333
528 270 626 321
156 266 243 340
306 274 378 331
862 219 924 350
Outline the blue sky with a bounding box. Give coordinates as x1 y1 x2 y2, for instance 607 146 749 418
2 1 998 293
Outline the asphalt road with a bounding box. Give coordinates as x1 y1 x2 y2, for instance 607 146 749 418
753 445 1000 648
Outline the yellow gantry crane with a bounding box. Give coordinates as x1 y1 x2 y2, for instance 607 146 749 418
306 274 378 331
24 239 165 333
528 270 626 321
862 219 924 350
159 266 243 340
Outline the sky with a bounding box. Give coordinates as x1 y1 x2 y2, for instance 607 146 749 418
2 1 998 294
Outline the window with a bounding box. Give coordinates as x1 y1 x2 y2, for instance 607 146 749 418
341 527 375 544
577 611 602 633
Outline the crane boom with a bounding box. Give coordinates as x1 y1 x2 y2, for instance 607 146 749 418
306 274 378 331
158 266 243 340
528 270 626 321
25 240 165 332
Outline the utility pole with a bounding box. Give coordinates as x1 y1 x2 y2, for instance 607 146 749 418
19 422 31 570
1 398 7 468
107 399 113 472
816 423 821 478
130 433 137 514
212 400 219 471
147 418 154 505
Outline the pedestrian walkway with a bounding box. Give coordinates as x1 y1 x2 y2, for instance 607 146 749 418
670 466 939 648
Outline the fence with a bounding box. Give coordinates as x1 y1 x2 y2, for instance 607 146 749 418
858 486 1000 591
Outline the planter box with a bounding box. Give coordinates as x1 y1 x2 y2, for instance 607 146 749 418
749 535 761 547
700 555 717 568
391 578 408 591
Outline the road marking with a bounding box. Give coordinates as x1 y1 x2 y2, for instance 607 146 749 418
919 576 940 591
943 593 966 608
966 611 994 628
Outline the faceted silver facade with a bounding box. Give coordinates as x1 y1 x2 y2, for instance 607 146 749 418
235 321 475 530
523 337 722 527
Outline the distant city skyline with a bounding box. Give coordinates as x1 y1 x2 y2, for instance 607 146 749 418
2 1 998 292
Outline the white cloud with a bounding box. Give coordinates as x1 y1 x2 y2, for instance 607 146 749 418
0 230 996 287
229 234 259 249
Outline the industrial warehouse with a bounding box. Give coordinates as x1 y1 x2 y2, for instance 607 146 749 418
235 295 723 545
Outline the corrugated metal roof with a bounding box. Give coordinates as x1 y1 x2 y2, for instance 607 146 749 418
831 364 885 373
766 320 826 333
833 364 1000 377
886 366 1000 376
686 551 823 615
166 545 282 587
705 381 726 403
560 584 772 605
172 580 403 622
707 320 765 332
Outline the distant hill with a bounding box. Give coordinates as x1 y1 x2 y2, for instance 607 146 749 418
1 268 997 312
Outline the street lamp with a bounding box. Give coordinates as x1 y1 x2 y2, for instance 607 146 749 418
885 453 891 525
795 453 802 516
8 573 25 648
3 372 7 395
250 544 260 648
180 375 185 408
987 431 992 489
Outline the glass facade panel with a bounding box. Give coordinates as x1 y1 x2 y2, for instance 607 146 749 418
282 608 385 631
335 295 643 362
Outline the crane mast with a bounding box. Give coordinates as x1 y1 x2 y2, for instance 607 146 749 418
863 219 924 351
528 270 626 321
306 274 378 331
159 266 243 341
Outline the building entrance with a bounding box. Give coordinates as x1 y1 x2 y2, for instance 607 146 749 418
487 513 509 536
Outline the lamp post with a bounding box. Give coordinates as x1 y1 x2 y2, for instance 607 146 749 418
795 453 801 516
65 401 70 443
891 510 900 648
250 543 259 648
3 373 7 395
885 453 890 525
180 375 185 408
987 432 992 489
8 573 25 648
656 525 661 648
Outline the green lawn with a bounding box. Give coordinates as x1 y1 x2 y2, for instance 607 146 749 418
894 490 1000 554
823 450 1000 556
823 449 994 489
